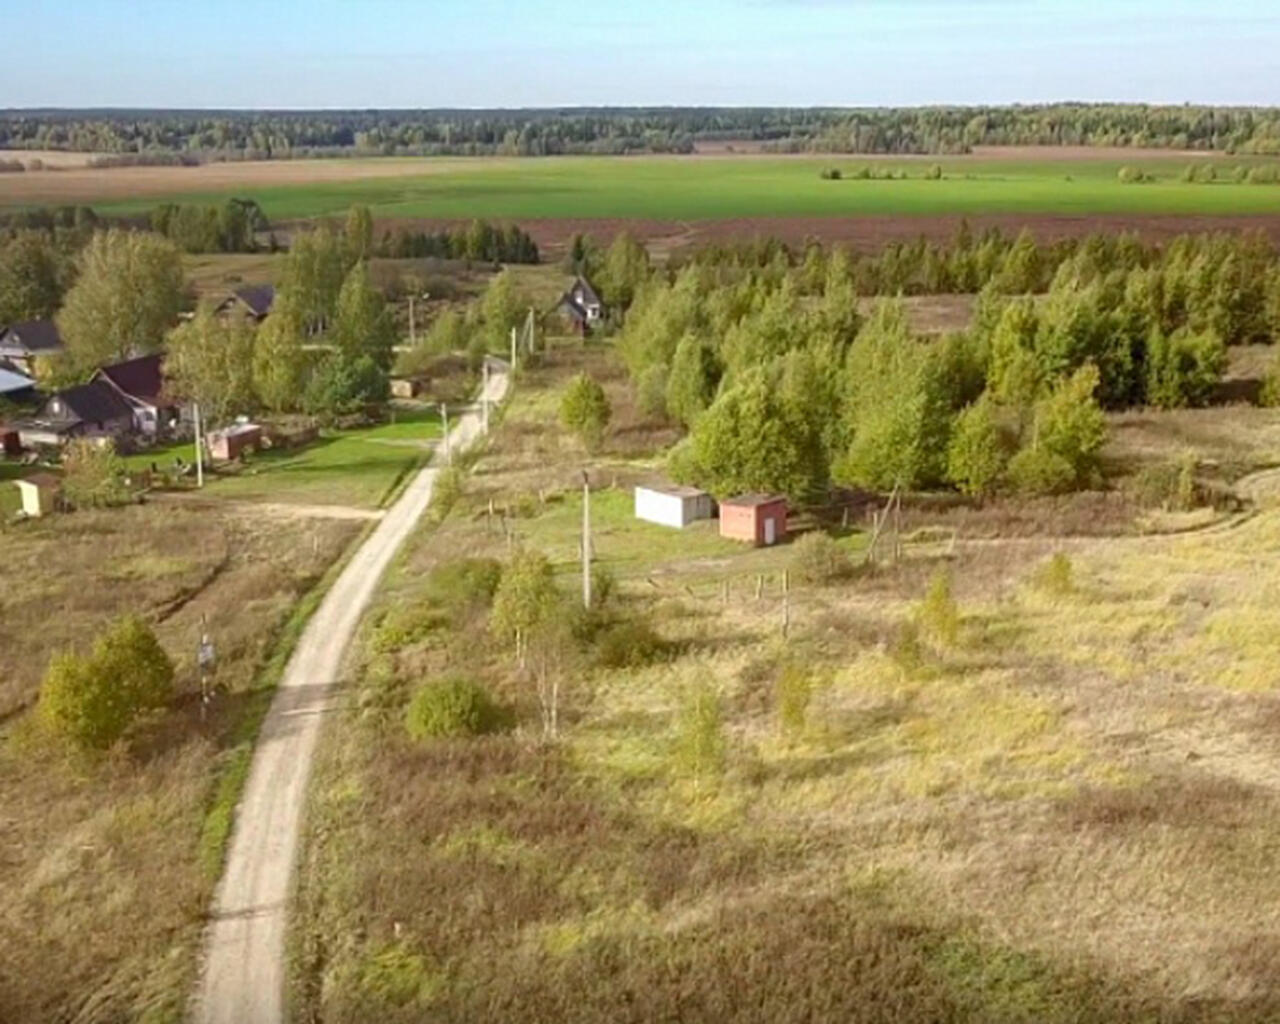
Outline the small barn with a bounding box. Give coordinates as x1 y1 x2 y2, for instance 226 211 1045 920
634 484 714 529
389 377 424 399
719 494 788 546
16 472 60 517
207 423 262 462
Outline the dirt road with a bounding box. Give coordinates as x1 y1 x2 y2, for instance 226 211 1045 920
193 364 509 1024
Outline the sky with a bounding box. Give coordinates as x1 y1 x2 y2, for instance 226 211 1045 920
1 0 1277 110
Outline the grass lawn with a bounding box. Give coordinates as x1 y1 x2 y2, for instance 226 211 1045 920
26 152 1280 224
209 412 441 509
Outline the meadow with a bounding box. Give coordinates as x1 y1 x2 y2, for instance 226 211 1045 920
289 339 1280 1022
5 150 1280 225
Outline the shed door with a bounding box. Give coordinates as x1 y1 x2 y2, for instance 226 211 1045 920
764 516 776 546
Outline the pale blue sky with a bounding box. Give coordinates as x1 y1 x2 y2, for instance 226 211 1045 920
1 0 1277 109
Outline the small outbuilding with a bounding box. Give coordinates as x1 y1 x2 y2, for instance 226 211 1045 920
16 472 60 517
206 423 263 462
389 377 424 399
634 484 714 529
719 494 788 546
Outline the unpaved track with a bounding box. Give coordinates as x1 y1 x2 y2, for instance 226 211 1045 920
193 364 508 1024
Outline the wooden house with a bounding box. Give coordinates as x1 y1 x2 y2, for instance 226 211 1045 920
557 276 605 335
0 320 63 375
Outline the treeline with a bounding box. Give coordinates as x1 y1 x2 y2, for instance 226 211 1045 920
149 198 269 253
379 221 539 263
600 227 1280 503
7 104 1280 157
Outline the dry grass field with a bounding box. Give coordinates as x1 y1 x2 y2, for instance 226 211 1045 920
0 503 360 1022
288 340 1280 1022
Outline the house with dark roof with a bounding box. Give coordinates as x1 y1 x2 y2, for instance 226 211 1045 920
15 380 134 448
557 276 604 335
0 320 64 374
91 354 183 436
215 284 276 322
0 363 37 404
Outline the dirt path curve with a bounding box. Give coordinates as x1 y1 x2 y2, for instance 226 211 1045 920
192 362 509 1024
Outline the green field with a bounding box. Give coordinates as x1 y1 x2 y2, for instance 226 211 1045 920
73 153 1280 223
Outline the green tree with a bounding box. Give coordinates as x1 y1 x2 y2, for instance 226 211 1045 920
57 229 184 370
344 204 374 263
61 439 130 508
683 366 823 500
946 393 1010 497
664 332 719 428
253 301 308 413
1025 364 1108 488
331 261 395 370
480 269 523 352
303 352 388 418
490 548 569 737
559 371 612 450
0 230 66 323
597 232 650 312
165 304 258 424
39 614 174 751
1144 326 1226 409
280 225 347 335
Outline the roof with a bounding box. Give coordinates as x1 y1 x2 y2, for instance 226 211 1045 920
637 483 709 500
95 354 164 404
0 320 63 355
570 276 602 307
19 472 60 490
0 366 35 395
233 284 275 318
43 380 133 424
721 493 788 508
559 295 589 322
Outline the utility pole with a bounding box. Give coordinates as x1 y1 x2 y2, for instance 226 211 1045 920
408 294 416 347
439 402 451 466
193 401 204 489
510 326 517 370
581 470 592 609
481 359 490 434
197 615 215 722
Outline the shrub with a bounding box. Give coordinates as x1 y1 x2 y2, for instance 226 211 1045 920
356 942 443 1007
426 557 503 608
1007 445 1076 495
61 438 130 509
559 371 612 451
405 677 508 740
924 164 943 180
674 678 725 780
635 362 669 420
819 167 843 181
889 620 926 677
916 568 959 647
775 663 813 740
39 614 174 750
1131 451 1199 511
790 531 851 585
947 394 1010 498
1035 552 1075 597
1117 166 1152 184
594 619 669 669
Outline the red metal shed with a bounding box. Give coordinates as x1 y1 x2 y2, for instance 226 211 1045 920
719 494 788 546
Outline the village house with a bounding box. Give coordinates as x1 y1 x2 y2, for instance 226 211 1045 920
92 354 184 437
16 379 134 447
0 320 64 375
0 362 37 405
13 353 186 448
214 284 276 322
557 276 605 335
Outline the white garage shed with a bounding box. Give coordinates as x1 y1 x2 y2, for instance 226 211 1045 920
634 484 715 529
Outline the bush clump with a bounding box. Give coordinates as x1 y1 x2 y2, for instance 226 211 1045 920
426 556 503 608
39 614 174 750
1007 445 1076 496
1131 451 1198 511
559 371 612 451
790 531 851 585
775 663 814 740
405 677 508 740
1035 552 1075 597
673 678 726 780
594 619 669 669
916 568 959 647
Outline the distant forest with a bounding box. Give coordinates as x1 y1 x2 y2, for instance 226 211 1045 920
4 105 1280 160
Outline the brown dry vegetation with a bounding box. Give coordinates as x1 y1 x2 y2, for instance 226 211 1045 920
289 339 1280 1022
0 503 359 1022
